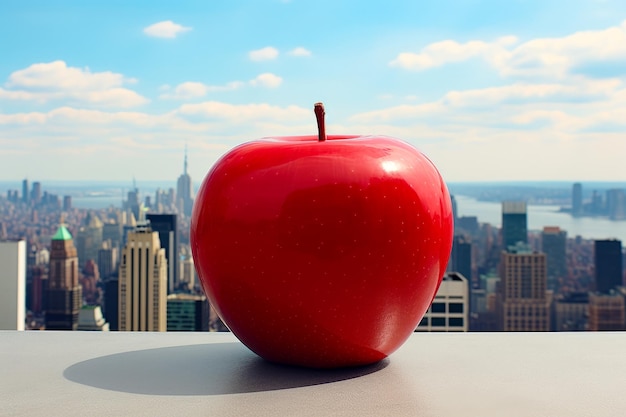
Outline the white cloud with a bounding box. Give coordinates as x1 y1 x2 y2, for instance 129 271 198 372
7 60 130 91
249 46 279 61
390 20 626 80
390 37 517 71
288 47 312 57
249 73 283 88
177 101 309 122
499 22 626 79
1 61 148 107
143 20 192 38
159 81 245 99
160 74 281 100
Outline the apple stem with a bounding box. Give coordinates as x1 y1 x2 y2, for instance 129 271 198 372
314 102 326 142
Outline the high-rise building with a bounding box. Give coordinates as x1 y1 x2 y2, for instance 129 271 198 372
45 225 82 330
588 292 625 331
30 265 46 315
118 224 168 331
97 241 118 280
502 201 527 249
416 272 469 332
606 189 626 220
31 181 42 205
448 235 472 283
179 245 196 291
498 246 550 331
102 220 122 250
594 239 623 294
77 306 110 331
63 195 72 211
176 146 194 217
22 178 29 204
0 240 26 330
76 212 104 268
167 294 209 331
572 183 583 216
146 213 178 293
103 277 119 331
541 226 567 287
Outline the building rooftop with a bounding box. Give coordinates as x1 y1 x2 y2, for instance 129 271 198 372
2 331 626 416
51 225 73 241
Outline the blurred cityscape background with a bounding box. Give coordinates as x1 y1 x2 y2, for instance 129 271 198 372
1 156 625 333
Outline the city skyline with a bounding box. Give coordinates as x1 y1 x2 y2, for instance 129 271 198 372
2 1 626 182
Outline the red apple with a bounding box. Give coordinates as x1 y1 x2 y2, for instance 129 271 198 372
191 103 453 368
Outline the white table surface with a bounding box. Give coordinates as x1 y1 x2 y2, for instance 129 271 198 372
1 331 625 417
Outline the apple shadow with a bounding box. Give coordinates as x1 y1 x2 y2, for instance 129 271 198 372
63 342 389 396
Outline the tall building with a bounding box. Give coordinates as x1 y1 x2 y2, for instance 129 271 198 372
77 306 110 331
502 201 527 250
146 213 178 293
606 189 626 220
63 195 72 211
594 239 623 294
572 183 583 216
541 226 567 288
97 241 118 280
45 225 82 330
448 235 472 283
176 146 194 217
498 247 550 331
588 292 625 331
22 178 29 204
179 245 196 291
167 294 209 331
103 277 119 331
76 212 103 268
118 224 168 331
416 272 469 332
0 240 26 330
31 181 42 205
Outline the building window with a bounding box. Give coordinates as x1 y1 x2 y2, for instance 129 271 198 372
431 303 445 313
449 317 464 327
431 317 445 327
449 303 464 313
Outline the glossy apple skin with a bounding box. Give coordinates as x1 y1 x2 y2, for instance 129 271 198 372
191 135 453 368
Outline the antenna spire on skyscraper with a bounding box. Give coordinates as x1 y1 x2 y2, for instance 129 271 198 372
184 144 188 175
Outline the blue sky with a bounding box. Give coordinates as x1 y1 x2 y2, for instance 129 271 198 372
1 0 626 183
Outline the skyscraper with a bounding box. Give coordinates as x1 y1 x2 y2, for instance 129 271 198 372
594 239 623 294
45 225 82 330
176 146 194 217
572 183 583 216
77 306 110 331
118 224 168 331
448 235 472 283
416 272 469 332
167 294 209 331
22 178 29 204
0 239 26 330
498 247 550 331
502 201 527 250
31 181 42 206
606 189 626 220
76 212 103 268
541 226 567 287
146 213 178 293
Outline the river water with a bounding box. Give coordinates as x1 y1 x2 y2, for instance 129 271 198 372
455 195 626 241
